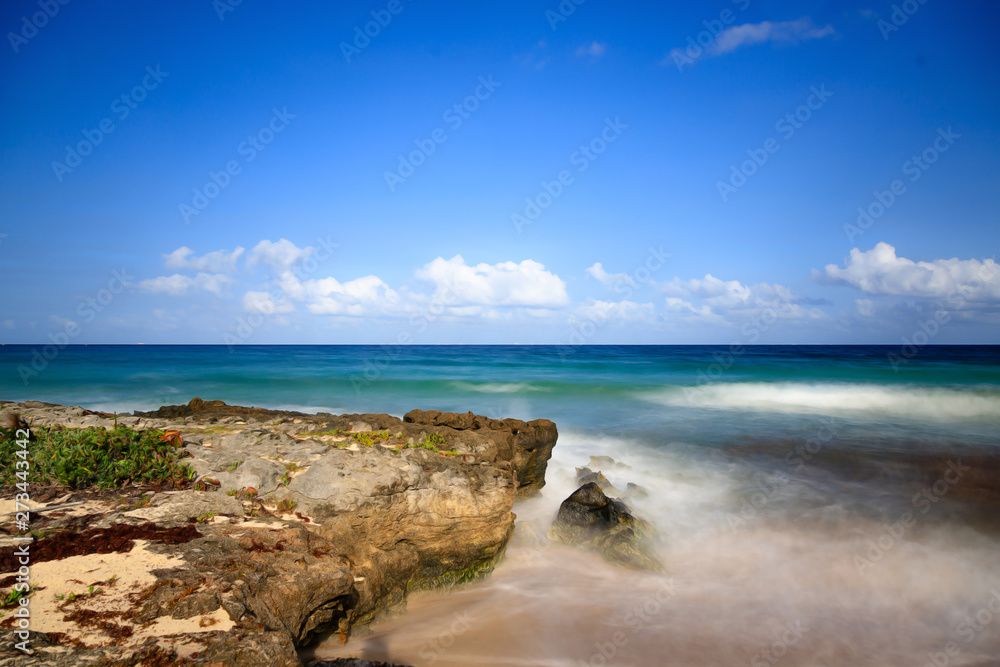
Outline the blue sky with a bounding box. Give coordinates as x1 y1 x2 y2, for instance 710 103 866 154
1 0 998 345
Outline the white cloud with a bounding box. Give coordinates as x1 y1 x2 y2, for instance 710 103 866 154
247 239 313 272
2 319 14 330
415 255 569 309
709 18 834 56
661 274 825 324
305 275 401 316
856 299 875 317
164 246 245 274
243 291 294 315
817 242 1000 301
138 274 192 296
576 41 606 57
666 17 834 65
138 272 233 297
586 262 630 288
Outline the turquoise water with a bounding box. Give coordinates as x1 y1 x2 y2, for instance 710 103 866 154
4 345 1000 665
4 344 1000 436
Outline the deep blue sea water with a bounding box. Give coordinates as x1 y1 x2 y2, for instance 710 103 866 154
4 345 1000 665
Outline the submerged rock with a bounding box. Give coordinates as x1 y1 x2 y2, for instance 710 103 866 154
548 482 662 571
575 466 620 495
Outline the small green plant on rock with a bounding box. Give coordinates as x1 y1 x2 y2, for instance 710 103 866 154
424 432 447 446
1 587 29 608
275 497 298 513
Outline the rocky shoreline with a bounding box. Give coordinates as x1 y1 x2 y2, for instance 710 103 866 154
0 399 558 666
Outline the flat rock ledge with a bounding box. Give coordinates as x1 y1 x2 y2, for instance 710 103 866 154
0 399 558 666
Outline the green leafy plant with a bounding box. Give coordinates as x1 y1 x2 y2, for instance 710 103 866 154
1 587 28 608
196 511 216 523
409 434 462 457
275 497 298 513
424 432 447 446
0 424 195 490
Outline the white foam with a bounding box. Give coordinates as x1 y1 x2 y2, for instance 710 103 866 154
450 381 549 394
641 382 1000 422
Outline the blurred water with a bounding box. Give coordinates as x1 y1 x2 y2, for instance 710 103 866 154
3 345 1000 665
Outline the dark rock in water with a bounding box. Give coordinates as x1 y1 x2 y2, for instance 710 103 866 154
575 466 619 495
589 454 629 470
548 482 662 571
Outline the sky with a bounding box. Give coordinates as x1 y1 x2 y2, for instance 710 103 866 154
1 0 998 345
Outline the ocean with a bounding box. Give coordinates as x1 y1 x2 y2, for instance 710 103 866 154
3 344 1000 665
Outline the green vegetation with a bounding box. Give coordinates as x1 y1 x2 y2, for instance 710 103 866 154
424 432 448 446
353 430 393 447
0 424 195 490
305 427 463 457
311 427 350 437
196 511 216 523
1 587 29 608
226 487 258 501
275 497 298 512
412 433 462 457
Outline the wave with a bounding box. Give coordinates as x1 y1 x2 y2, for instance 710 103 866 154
640 382 1000 422
272 404 343 415
449 381 551 394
